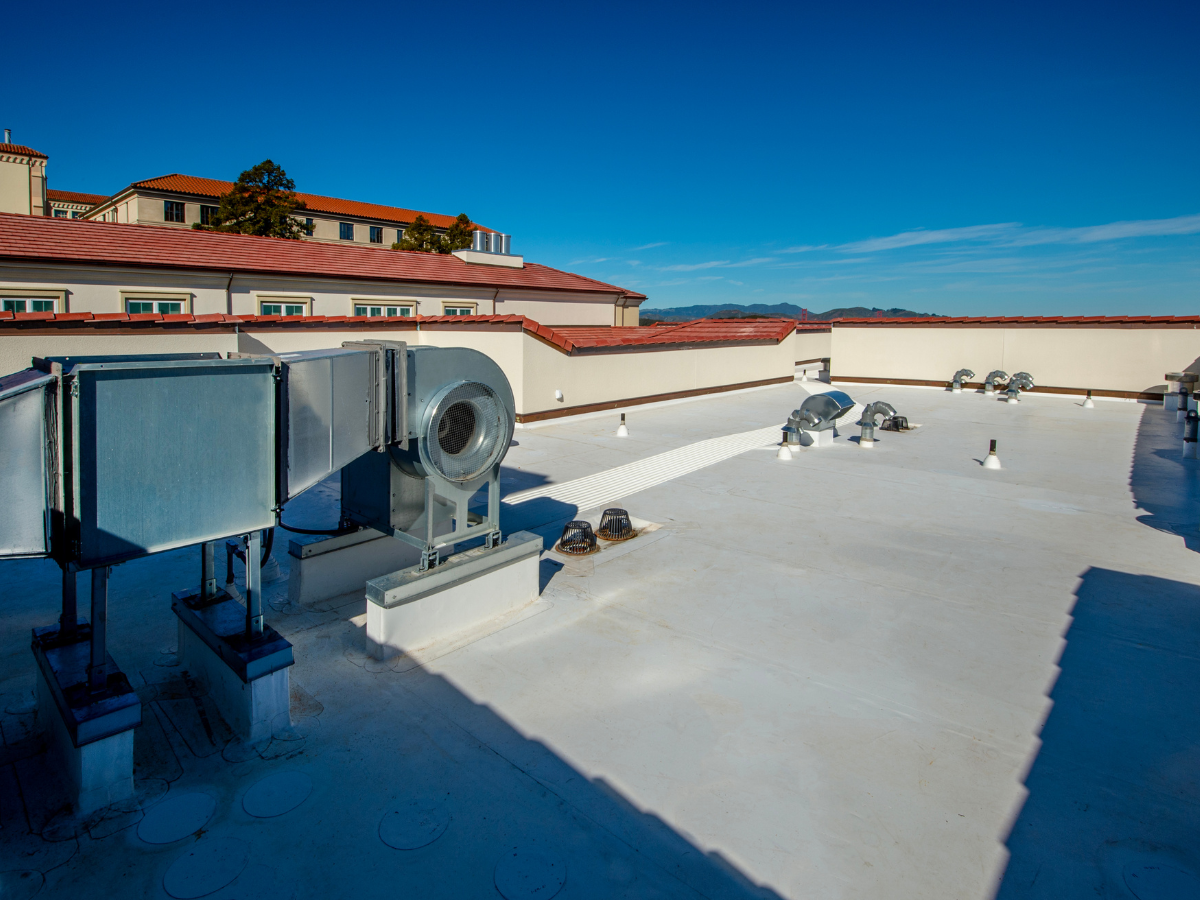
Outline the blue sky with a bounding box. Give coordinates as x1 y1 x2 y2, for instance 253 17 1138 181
8 1 1198 314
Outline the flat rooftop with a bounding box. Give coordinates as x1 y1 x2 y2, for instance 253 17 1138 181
1 380 1197 899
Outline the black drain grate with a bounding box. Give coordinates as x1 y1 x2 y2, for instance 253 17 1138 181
596 508 635 542
557 520 598 555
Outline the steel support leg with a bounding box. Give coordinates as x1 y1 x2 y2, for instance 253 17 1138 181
87 566 110 693
60 564 78 639
200 541 217 602
244 532 263 639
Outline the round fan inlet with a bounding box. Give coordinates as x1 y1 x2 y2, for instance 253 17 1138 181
557 521 598 555
423 381 511 482
596 508 635 542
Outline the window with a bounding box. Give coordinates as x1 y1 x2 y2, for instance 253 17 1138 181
339 222 354 241
258 297 310 317
369 226 383 244
126 299 183 314
200 205 219 226
353 304 413 318
53 209 68 218
122 292 190 314
3 299 57 313
304 218 314 236
443 306 475 316
71 211 81 219
164 201 185 223
397 229 404 244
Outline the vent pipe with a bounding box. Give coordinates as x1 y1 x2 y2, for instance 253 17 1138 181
500 234 511 255
3 129 9 144
472 230 485 252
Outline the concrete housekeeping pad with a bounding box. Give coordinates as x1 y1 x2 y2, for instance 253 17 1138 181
32 625 141 814
287 528 419 608
365 531 543 661
171 591 294 743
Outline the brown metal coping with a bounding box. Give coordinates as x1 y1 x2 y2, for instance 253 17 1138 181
831 374 1167 401
516 375 794 423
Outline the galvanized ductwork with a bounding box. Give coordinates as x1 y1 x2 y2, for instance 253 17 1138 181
859 401 898 446
984 371 1008 395
951 369 974 393
1006 372 1034 402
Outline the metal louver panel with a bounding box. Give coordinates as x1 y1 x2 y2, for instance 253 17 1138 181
280 348 381 502
0 369 56 558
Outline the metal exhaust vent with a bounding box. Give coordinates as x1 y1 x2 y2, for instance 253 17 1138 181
596 508 635 542
557 520 599 555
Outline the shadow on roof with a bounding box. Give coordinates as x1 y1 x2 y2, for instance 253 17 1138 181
994 567 1200 898
1128 402 1200 552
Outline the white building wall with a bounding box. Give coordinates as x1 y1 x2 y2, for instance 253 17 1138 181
0 261 628 322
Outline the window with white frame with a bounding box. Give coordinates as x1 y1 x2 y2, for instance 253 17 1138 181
442 305 476 316
258 297 310 317
122 293 190 315
2 297 58 313
53 209 68 218
353 303 413 318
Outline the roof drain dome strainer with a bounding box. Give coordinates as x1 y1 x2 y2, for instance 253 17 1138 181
596 508 635 542
557 520 599 555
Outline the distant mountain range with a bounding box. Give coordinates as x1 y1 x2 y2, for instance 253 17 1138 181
639 303 942 323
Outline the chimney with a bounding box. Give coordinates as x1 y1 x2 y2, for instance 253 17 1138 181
3 129 10 144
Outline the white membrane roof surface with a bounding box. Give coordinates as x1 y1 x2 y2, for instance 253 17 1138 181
1 379 1198 899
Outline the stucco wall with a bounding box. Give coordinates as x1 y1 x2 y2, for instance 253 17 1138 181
520 332 797 418
0 261 628 322
237 324 529 412
793 330 832 363
830 325 1200 394
0 159 32 215
0 330 238 376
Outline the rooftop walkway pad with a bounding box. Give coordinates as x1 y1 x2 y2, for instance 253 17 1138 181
0 381 1196 899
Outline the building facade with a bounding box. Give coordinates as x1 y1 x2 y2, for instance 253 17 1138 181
82 174 488 250
0 213 645 325
0 142 49 217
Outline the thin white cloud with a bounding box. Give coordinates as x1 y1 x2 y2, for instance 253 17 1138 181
836 213 1200 254
838 224 1018 253
659 260 730 272
723 257 777 268
781 244 827 253
1007 214 1200 246
633 241 668 250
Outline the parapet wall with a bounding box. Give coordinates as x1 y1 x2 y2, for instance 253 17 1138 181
829 320 1200 397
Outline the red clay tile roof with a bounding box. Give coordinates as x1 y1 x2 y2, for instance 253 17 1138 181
0 143 47 159
555 319 799 349
0 213 646 301
48 189 109 206
118 174 488 231
0 312 792 355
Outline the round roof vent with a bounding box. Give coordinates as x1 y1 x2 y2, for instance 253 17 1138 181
421 380 510 483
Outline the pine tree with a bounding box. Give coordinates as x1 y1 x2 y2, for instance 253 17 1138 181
393 214 437 252
203 161 307 239
393 213 477 254
438 213 475 252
